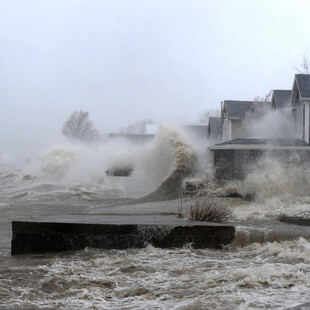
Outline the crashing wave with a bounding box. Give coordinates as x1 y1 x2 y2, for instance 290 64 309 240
136 126 198 202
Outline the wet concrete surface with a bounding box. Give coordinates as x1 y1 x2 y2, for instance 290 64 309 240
280 216 310 226
5 198 310 255
11 214 235 255
12 214 231 226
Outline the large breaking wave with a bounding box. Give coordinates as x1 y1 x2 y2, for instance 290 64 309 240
135 126 198 202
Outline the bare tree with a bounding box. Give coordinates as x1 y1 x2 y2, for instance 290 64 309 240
198 109 220 124
119 119 156 134
62 110 99 141
240 90 272 137
253 90 272 104
251 89 272 118
295 55 310 74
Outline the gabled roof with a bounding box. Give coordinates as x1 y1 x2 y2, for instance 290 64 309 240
209 138 310 150
222 100 254 119
272 90 292 109
294 74 310 100
208 117 222 137
213 138 308 146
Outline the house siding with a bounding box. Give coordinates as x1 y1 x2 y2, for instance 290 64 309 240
295 104 304 139
231 120 242 139
291 75 310 144
305 102 310 144
223 118 229 141
214 149 263 182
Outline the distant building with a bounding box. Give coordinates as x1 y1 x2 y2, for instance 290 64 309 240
207 117 222 143
145 124 159 135
181 125 208 142
108 133 155 144
291 74 310 143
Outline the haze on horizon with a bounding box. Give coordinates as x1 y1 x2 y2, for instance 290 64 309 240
1 0 310 158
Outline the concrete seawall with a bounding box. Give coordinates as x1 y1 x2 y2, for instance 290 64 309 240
11 215 235 255
279 216 310 227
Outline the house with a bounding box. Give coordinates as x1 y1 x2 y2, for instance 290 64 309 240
271 89 292 112
291 74 310 143
207 117 222 143
221 100 255 141
209 138 310 182
209 77 310 183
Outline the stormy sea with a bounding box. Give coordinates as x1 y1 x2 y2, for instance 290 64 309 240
1 126 310 310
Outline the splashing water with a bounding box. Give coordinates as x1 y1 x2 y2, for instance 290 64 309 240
1 239 310 309
135 125 198 202
40 146 77 180
0 126 200 204
237 156 310 202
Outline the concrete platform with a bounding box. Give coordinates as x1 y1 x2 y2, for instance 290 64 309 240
279 216 310 226
11 215 235 255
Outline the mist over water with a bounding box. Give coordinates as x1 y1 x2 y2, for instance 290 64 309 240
1 122 310 217
0 125 204 204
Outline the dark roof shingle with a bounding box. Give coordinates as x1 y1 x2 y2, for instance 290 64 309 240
295 74 310 99
222 100 254 119
272 90 292 109
208 117 222 137
214 138 309 146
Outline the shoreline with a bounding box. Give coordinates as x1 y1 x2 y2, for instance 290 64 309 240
3 197 310 256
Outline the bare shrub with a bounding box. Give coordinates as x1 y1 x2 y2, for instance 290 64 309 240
242 90 272 132
198 109 220 124
178 193 233 223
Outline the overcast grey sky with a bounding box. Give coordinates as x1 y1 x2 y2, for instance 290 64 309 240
1 0 310 155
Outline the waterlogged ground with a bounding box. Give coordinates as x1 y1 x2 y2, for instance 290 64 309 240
1 239 310 310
